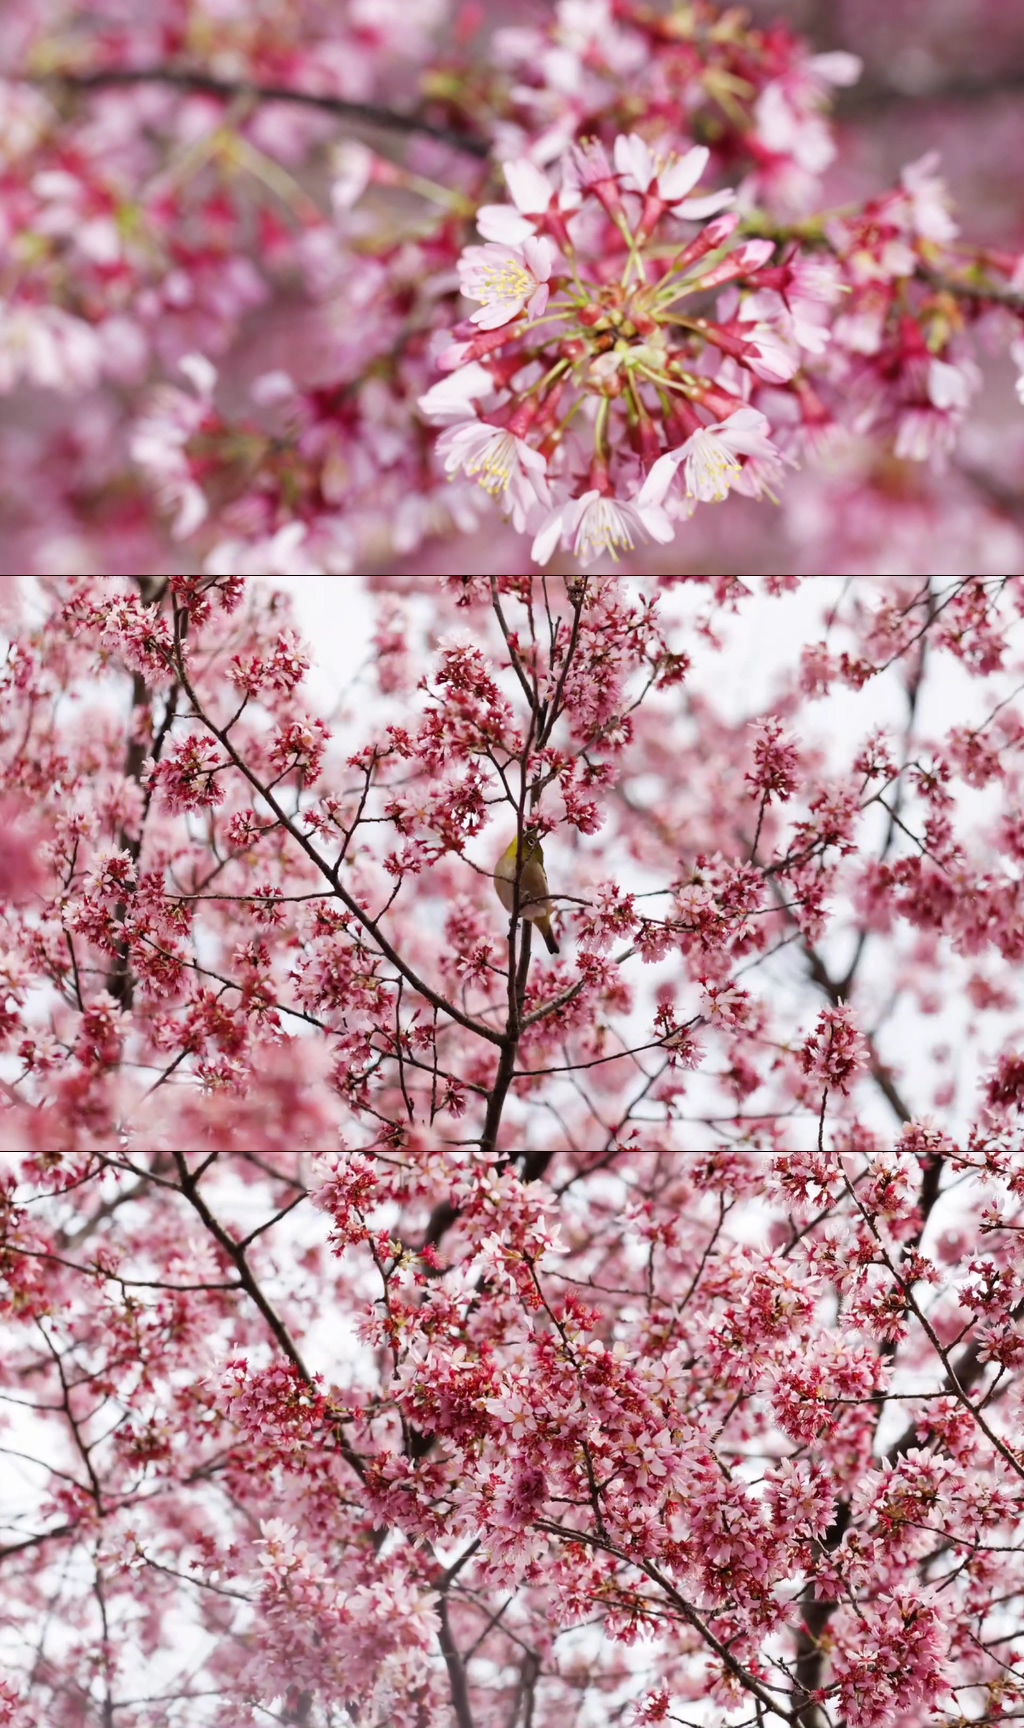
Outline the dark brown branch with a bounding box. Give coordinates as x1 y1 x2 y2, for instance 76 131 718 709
168 613 504 1050
55 1154 172 1251
106 578 178 1010
479 921 533 1154
638 1558 793 1723
794 1153 944 1725
438 1596 476 1728
170 1153 368 1488
35 66 491 158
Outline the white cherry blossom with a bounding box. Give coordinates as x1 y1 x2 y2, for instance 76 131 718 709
436 421 551 530
531 487 673 567
640 407 781 506
458 237 554 329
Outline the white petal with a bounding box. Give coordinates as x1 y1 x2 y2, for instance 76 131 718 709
613 132 655 192
250 370 296 405
639 500 675 544
530 504 568 566
523 235 554 280
658 145 709 204
717 407 779 458
477 204 536 244
172 484 208 540
637 447 685 508
503 159 553 214
927 357 969 411
1012 338 1024 405
671 188 735 220
418 362 495 422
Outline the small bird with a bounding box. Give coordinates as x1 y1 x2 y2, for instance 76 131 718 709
493 829 560 954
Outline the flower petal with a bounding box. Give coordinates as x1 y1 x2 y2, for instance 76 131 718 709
658 145 710 204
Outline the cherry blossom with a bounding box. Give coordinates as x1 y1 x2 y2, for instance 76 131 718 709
457 237 555 330
1 571 1024 1728
0 0 1016 573
640 407 783 505
531 485 674 566
436 420 551 527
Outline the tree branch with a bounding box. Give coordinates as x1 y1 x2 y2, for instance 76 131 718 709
169 612 505 1051
438 1595 476 1728
34 66 490 159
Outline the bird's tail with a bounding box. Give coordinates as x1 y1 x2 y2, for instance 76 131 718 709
537 915 559 955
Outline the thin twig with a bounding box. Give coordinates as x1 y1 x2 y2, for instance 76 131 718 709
34 66 491 159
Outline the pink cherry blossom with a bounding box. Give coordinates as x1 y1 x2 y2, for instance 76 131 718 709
129 353 218 540
900 151 959 244
418 360 499 422
0 300 102 393
1 569 1024 1728
458 236 554 329
436 419 551 527
477 158 566 244
0 0 1021 580
640 407 782 504
531 486 674 566
612 133 735 218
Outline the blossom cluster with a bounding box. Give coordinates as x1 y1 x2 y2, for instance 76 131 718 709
419 137 803 565
0 0 1020 572
417 133 1002 565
